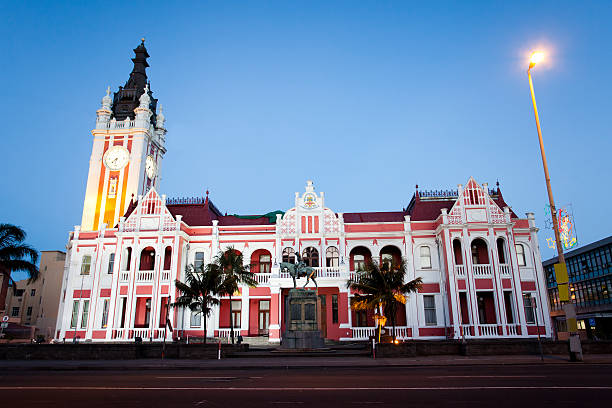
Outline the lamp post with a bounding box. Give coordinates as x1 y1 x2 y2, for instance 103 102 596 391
527 52 582 361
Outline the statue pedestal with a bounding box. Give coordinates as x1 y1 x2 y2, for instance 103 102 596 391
281 289 325 349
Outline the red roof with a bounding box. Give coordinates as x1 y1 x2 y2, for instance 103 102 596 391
342 211 406 223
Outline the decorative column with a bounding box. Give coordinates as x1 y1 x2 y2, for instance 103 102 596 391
268 287 281 343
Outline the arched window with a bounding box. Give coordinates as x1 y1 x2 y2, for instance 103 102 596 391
350 246 371 271
326 247 339 267
453 239 463 265
420 246 432 269
139 247 156 271
380 245 402 268
251 249 272 273
282 247 295 263
471 239 489 264
515 244 526 266
496 238 507 264
163 246 172 270
302 247 319 267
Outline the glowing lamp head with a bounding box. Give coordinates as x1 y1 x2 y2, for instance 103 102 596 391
529 52 544 68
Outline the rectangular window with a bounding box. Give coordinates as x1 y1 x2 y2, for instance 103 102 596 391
190 310 202 327
424 295 437 326
194 252 205 270
30 289 36 296
101 299 109 328
80 300 90 329
108 253 115 274
523 293 535 324
332 294 338 324
119 297 127 328
259 254 271 273
81 255 92 275
516 244 526 266
11 307 20 317
70 301 79 328
231 300 241 328
144 298 152 327
26 306 33 316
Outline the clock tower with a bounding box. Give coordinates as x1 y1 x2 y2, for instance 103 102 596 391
80 40 167 231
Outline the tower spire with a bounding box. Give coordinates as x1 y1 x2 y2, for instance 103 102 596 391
111 40 157 122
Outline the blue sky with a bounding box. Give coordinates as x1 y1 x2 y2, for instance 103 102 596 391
1 1 611 277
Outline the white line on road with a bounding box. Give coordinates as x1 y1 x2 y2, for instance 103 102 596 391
0 386 610 391
428 376 547 378
156 377 236 380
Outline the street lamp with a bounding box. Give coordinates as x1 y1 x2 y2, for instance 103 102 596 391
527 51 583 361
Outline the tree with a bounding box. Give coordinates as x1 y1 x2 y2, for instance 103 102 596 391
213 247 257 344
172 263 222 343
347 257 422 341
0 224 39 312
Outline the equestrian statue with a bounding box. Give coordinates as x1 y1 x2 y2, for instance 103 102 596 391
279 254 318 289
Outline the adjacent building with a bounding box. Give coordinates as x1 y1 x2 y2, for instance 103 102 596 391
54 41 552 343
544 236 612 340
4 251 66 339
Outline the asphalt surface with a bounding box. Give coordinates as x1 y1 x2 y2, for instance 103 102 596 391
1 363 611 407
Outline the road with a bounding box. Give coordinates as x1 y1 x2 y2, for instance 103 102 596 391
1 363 611 407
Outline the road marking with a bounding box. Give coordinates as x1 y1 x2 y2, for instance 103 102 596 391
156 377 236 380
271 402 304 404
428 376 547 378
0 386 610 391
249 376 263 379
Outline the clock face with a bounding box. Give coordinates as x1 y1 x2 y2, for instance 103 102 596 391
145 155 157 179
103 146 130 171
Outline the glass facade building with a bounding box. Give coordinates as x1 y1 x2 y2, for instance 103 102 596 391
544 236 612 340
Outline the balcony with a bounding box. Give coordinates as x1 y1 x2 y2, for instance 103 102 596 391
161 270 171 281
455 265 466 277
119 271 129 282
254 273 271 285
136 270 154 282
472 264 493 277
498 264 511 277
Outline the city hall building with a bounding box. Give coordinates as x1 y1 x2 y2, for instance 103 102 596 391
55 42 552 343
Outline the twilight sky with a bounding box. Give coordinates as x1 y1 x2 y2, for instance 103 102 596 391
2 1 611 277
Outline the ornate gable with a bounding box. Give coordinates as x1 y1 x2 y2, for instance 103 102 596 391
121 188 176 232
446 177 507 225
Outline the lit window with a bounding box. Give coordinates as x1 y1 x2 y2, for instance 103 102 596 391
516 244 526 267
81 255 92 275
424 295 437 325
420 246 432 269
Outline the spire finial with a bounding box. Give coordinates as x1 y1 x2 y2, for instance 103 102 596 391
101 86 112 110
106 86 110 96
141 37 145 44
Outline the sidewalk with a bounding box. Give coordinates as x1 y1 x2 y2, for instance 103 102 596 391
2 354 612 371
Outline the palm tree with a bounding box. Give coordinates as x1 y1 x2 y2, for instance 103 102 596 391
347 257 422 341
172 263 222 343
0 224 39 312
213 247 257 344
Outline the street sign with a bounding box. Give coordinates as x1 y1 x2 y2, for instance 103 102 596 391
2 315 9 322
589 318 596 327
0 322 8 329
